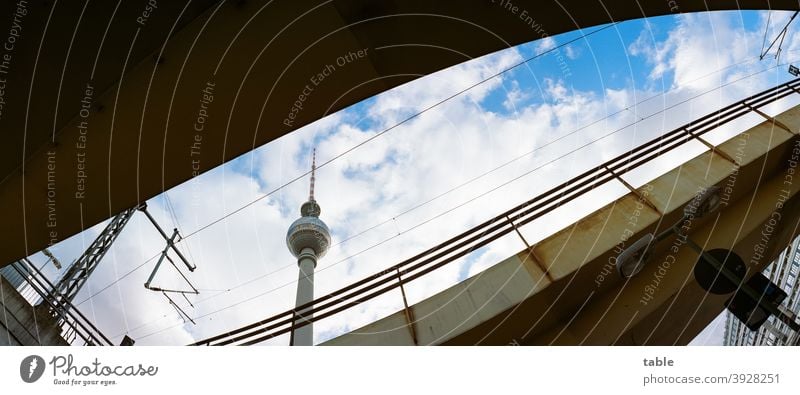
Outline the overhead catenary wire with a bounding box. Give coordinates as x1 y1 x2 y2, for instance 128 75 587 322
760 10 799 61
101 51 800 339
85 32 800 341
761 11 773 59
74 23 617 308
183 79 800 346
163 192 198 268
103 51 779 340
90 49 786 313
127 65 800 342
179 22 620 242
333 53 773 247
72 196 197 307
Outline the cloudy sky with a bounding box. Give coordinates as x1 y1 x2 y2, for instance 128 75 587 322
16 10 800 346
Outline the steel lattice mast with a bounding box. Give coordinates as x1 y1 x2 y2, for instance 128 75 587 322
51 206 140 313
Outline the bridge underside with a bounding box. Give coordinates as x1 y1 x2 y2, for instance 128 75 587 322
2 0 800 267
325 103 800 346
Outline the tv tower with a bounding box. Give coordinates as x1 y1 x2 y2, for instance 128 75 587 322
286 148 331 346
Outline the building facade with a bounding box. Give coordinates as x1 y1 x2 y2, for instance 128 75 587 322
724 236 800 346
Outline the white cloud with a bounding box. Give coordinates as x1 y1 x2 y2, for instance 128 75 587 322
502 80 532 111
367 47 524 125
564 45 580 60
535 36 557 55
627 11 800 94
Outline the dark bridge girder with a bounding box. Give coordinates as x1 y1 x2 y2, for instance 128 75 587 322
0 0 797 266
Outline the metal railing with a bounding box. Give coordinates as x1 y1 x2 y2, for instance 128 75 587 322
8 259 113 346
191 78 800 345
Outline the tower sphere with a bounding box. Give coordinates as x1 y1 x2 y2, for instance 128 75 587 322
286 201 331 259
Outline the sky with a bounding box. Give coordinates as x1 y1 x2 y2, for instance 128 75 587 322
13 10 800 346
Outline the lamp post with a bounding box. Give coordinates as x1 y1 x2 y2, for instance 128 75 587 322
615 185 800 332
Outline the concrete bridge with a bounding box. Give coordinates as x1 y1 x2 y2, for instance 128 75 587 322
190 81 800 346
324 97 800 345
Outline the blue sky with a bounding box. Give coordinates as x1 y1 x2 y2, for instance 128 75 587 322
14 10 800 346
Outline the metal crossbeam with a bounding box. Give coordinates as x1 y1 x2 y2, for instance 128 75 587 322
140 203 198 295
140 204 196 273
760 11 799 61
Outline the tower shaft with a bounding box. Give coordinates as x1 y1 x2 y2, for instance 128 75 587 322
293 247 316 346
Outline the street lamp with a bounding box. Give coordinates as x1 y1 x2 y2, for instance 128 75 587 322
617 186 721 279
616 233 654 279
614 185 800 332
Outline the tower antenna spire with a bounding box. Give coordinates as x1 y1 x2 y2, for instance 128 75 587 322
309 148 316 202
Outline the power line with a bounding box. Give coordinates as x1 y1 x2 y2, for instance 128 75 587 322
89 35 800 341
99 50 797 335
73 23 617 307
128 63 800 342
760 11 799 61
188 78 800 346
163 192 198 269
179 22 620 241
333 53 770 248
761 11 773 59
